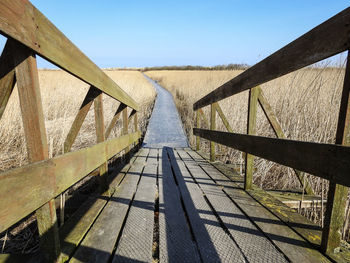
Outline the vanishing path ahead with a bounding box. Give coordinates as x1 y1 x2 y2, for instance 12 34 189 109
142 75 188 148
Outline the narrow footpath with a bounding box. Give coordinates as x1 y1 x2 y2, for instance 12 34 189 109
142 75 188 148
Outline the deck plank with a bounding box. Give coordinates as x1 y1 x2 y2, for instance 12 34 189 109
185 148 330 263
158 148 201 262
166 147 246 263
69 148 148 263
177 148 288 263
112 148 157 262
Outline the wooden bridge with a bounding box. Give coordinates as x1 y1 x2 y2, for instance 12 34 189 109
0 1 350 262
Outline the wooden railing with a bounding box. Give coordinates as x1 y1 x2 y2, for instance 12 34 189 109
0 0 141 260
193 7 350 255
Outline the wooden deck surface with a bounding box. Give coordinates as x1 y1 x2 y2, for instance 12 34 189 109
63 147 329 263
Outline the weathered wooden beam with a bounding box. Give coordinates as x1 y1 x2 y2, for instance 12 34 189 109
245 87 259 190
94 93 108 193
0 40 16 120
257 87 314 195
193 128 350 187
193 7 350 110
0 131 141 233
198 108 209 128
64 86 101 152
105 103 126 139
322 51 350 253
214 102 233 133
210 103 216 161
0 0 138 110
122 107 129 153
13 41 60 260
196 110 200 151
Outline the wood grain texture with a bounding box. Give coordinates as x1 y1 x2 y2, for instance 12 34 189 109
0 40 16 120
94 93 108 193
0 0 138 110
193 7 350 110
193 128 350 187
13 41 60 260
0 131 140 233
245 87 259 190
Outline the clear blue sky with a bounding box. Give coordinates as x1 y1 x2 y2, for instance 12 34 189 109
27 1 349 68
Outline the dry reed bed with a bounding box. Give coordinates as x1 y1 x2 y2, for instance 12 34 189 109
0 70 156 172
146 68 345 194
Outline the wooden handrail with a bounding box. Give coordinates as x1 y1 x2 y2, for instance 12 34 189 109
193 7 350 255
193 128 350 187
0 131 140 233
0 1 142 259
193 7 350 111
0 0 138 110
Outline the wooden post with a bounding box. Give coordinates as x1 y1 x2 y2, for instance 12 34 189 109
13 41 60 260
321 51 350 253
245 87 259 190
196 110 200 151
134 111 138 148
94 92 108 193
0 40 16 120
210 103 216 161
123 107 129 154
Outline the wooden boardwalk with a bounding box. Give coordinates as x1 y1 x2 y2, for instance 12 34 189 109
1 2 350 263
62 147 329 263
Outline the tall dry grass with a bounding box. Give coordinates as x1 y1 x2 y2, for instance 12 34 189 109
0 69 156 172
147 66 350 239
146 67 345 193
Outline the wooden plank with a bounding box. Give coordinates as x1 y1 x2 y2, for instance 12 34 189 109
64 86 101 152
257 87 314 195
113 148 156 263
193 128 350 187
0 131 140 232
168 148 246 262
322 51 350 253
214 102 233 133
0 0 138 110
245 87 259 190
158 148 200 262
59 196 107 262
181 149 288 263
94 92 108 193
0 40 16 120
70 151 146 263
188 150 330 262
193 7 350 110
210 103 216 161
13 40 60 260
105 103 126 139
